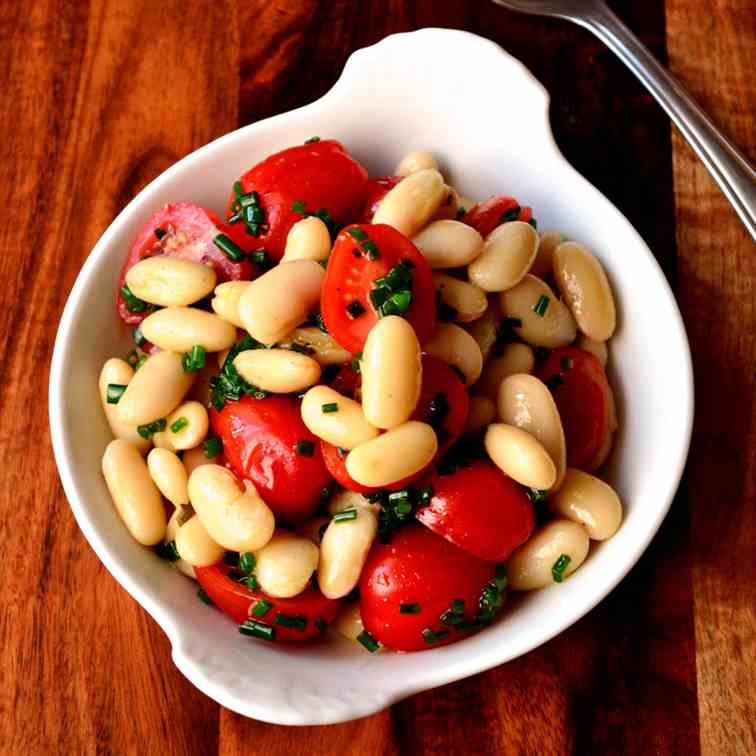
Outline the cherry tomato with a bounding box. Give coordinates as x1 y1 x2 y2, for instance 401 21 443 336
537 346 615 471
359 175 401 222
210 396 332 522
195 563 342 642
359 525 498 652
462 195 533 239
228 139 368 261
416 459 534 561
117 202 255 324
321 223 437 353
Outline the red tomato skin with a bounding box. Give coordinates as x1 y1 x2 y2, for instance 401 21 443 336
321 223 437 353
195 563 342 642
416 460 534 562
537 347 614 471
359 175 401 222
463 196 533 238
117 202 256 324
359 525 497 652
210 396 332 522
231 140 368 261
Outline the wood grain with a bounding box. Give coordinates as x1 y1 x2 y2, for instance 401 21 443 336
0 0 752 753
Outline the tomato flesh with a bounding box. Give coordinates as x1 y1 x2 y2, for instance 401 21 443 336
463 195 533 238
359 525 498 652
359 175 401 222
195 563 342 642
416 459 534 561
229 139 368 261
321 223 437 353
210 395 332 522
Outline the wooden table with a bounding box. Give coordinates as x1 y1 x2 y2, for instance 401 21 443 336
1 1 753 753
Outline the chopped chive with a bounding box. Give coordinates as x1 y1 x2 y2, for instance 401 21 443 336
252 598 272 617
336 447 348 458
422 628 450 645
499 206 521 224
346 300 366 319
400 603 421 614
197 588 214 605
137 418 166 439
456 206 467 219
350 352 362 373
451 599 465 613
154 226 167 240
356 630 380 653
233 180 243 198
418 486 433 505
560 356 573 372
291 199 306 213
322 402 338 413
526 488 549 504
347 227 368 242
120 283 152 314
251 249 270 266
296 439 315 456
135 354 147 370
203 436 223 458
133 324 147 347
213 233 245 262
239 619 276 641
126 349 139 367
544 374 563 391
333 508 357 523
362 240 379 260
238 552 256 575
381 290 412 317
155 539 180 562
274 613 307 631
245 574 260 590
181 344 206 373
305 136 321 143
106 383 127 404
170 416 189 433
529 217 538 230
552 554 572 583
533 295 550 317
289 342 315 355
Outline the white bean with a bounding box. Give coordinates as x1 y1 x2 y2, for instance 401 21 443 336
412 220 484 268
485 423 557 490
499 275 577 348
254 531 319 598
147 448 188 506
468 221 539 292
281 216 332 263
238 260 325 344
159 401 209 451
125 255 216 307
117 351 195 426
423 322 483 386
433 274 488 323
141 307 236 353
373 169 446 237
335 602 365 641
553 241 616 341
497 374 567 488
175 515 225 568
463 396 496 436
212 281 251 328
473 343 535 401
346 421 437 487
530 230 565 280
300 385 378 449
278 327 351 366
361 316 422 429
234 348 321 394
549 468 622 540
466 300 503 363
101 439 166 545
395 150 439 177
165 508 196 578
574 334 608 367
507 519 590 590
98 358 151 453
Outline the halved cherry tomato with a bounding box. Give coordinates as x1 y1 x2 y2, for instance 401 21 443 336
321 223 436 353
537 346 615 471
463 195 533 239
416 459 534 561
195 563 342 642
359 525 498 652
210 396 332 522
117 202 255 324
359 175 401 222
228 139 368 261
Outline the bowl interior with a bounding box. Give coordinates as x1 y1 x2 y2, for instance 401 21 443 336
50 29 693 725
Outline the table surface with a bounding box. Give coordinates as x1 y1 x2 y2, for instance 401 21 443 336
1 0 754 753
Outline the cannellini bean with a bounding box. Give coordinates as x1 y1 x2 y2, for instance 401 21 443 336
395 150 439 177
141 307 236 353
412 220 484 268
473 343 535 400
499 275 577 348
549 468 622 540
175 515 225 568
433 274 488 323
301 385 378 449
101 440 166 545
574 334 608 367
318 500 378 599
553 241 616 341
373 169 446 237
125 255 216 307
346 421 437 487
530 230 565 279
507 519 590 590
423 322 483 386
165 508 196 578
182 445 218 477
361 316 422 429
147 448 188 506
160 401 209 451
98 358 151 453
212 281 251 328
278 327 351 366
497 374 566 488
281 216 332 263
431 185 460 221
485 423 557 490
188 465 275 552
116 351 194 426
468 221 539 292
234 348 321 394
254 531 319 599
238 260 325 344
466 300 503 363
335 602 364 641
463 396 496 436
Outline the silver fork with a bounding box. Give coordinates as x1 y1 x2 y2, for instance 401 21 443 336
492 0 756 240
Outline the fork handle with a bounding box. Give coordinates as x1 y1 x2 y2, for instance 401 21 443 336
575 4 756 241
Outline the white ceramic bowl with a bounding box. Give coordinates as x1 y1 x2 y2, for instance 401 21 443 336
49 28 693 725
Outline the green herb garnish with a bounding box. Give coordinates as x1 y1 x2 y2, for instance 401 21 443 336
347 226 368 242
154 227 167 240
499 205 521 224
197 588 214 605
422 628 450 645
170 416 189 433
120 283 153 314
274 613 307 631
137 418 166 439
252 599 272 617
296 439 315 456
362 240 379 260
155 540 180 562
106 384 127 404
533 295 550 317
133 324 147 347
333 508 357 523
209 334 269 409
238 552 256 575
181 344 206 373
203 436 223 458
526 488 549 505
400 603 421 614
239 620 275 641
356 630 380 653
552 554 571 583
322 402 338 413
